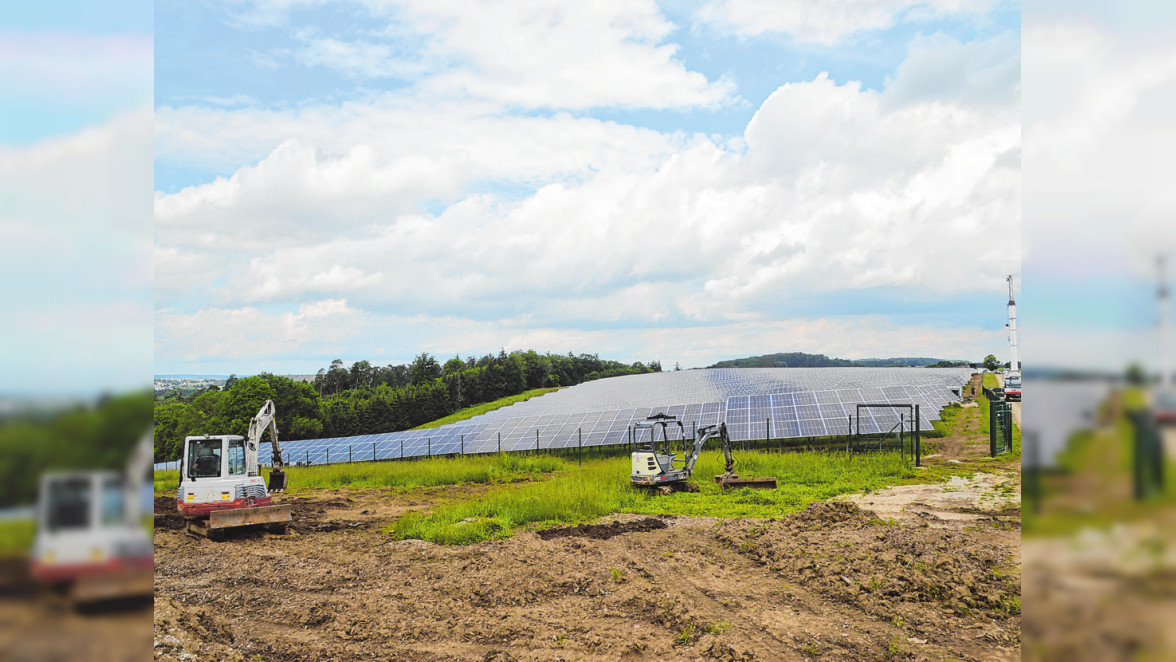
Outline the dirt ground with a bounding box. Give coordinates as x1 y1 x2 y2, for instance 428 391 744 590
0 558 152 662
1022 516 1176 662
154 477 1020 661
1021 408 1176 661
155 378 1021 661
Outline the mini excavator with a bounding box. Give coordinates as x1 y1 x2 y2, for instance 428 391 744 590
177 400 292 538
630 414 777 494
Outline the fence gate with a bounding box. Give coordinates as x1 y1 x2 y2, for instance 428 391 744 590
854 403 921 467
989 399 1012 456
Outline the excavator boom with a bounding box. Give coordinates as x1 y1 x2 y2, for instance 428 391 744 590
248 400 287 492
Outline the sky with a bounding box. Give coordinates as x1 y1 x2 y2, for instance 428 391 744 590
154 0 1021 376
1023 0 1176 372
0 1 153 397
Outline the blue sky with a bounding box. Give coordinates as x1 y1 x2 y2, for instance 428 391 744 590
0 1 153 396
154 0 1022 375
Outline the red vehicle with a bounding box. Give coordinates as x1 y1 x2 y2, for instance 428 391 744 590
1003 372 1021 402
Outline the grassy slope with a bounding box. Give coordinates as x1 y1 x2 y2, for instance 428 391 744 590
154 454 570 496
412 387 563 430
388 450 924 545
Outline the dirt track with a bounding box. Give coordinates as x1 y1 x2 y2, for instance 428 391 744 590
0 558 152 662
154 478 1020 661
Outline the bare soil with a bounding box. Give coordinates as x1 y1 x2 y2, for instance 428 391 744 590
537 518 669 541
154 478 1020 661
0 558 152 661
1023 515 1176 661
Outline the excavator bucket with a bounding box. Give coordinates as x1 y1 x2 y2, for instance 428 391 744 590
69 568 154 605
186 504 292 538
209 503 291 529
267 468 288 492
715 474 778 490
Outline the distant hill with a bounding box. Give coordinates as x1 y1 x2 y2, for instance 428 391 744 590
707 352 972 369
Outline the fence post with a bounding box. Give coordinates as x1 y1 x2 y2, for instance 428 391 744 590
306 449 309 465
898 413 907 460
400 437 404 459
536 428 540 453
498 431 502 454
373 441 376 461
349 445 352 463
915 405 921 467
855 407 860 449
989 403 996 457
461 434 464 456
766 418 771 445
578 428 582 467
428 437 432 458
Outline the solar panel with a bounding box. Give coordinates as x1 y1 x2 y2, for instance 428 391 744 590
247 367 974 467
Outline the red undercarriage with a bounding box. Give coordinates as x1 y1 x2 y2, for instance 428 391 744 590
177 495 272 518
30 555 154 585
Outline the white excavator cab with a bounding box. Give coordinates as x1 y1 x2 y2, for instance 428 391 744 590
178 434 271 517
30 471 153 605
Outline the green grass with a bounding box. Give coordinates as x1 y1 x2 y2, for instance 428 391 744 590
983 372 1000 389
154 453 570 495
388 449 922 545
1122 386 1148 412
927 402 966 438
412 388 563 430
0 518 34 557
155 469 179 496
281 453 569 492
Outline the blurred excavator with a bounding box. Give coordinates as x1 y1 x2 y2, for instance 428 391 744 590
29 429 154 607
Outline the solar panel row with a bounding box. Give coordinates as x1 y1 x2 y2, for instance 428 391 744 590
238 368 974 468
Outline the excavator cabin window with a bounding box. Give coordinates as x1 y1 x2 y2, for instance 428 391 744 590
100 476 125 526
188 439 223 479
227 439 246 475
45 477 90 531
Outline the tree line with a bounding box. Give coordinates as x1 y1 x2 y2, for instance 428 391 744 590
707 352 973 369
153 350 661 461
0 391 153 507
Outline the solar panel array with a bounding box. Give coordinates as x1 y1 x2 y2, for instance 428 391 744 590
235 367 973 468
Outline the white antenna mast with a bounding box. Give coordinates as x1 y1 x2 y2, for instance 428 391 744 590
1006 275 1018 372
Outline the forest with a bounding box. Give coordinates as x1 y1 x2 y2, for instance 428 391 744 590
153 350 661 461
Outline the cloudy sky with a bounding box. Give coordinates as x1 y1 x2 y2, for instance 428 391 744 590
1024 0 1176 372
0 1 152 396
154 0 1021 376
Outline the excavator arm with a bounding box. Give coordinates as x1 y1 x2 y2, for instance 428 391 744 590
124 428 154 523
684 422 736 477
247 400 287 492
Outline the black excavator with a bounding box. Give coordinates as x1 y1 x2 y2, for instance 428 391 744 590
629 414 777 494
